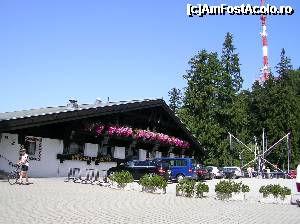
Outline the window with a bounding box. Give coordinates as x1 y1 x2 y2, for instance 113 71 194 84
167 159 187 167
107 147 114 157
125 147 139 160
98 146 108 156
27 142 36 155
175 159 187 166
24 139 37 156
63 141 84 155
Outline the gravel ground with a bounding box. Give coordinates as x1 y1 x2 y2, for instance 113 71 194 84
0 178 299 224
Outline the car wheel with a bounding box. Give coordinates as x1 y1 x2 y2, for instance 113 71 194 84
176 174 185 182
232 174 237 179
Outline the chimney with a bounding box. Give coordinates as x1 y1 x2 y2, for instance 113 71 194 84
95 98 102 104
67 99 78 108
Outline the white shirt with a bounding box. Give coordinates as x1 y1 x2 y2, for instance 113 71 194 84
20 153 29 166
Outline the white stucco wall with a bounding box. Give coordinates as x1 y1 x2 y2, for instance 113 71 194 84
85 143 98 157
169 153 175 158
0 133 21 172
114 146 125 159
29 138 63 177
0 134 118 178
139 149 147 160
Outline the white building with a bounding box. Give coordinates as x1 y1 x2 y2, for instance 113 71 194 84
0 99 202 177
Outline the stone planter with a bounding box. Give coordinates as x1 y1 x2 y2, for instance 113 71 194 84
109 182 133 191
142 187 166 194
216 192 246 201
231 193 246 201
216 192 232 200
259 195 291 204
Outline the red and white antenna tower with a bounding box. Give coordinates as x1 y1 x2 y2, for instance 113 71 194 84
260 0 270 82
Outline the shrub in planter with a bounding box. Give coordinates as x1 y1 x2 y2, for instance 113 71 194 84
259 184 291 200
139 174 167 193
176 179 197 197
215 180 250 200
195 182 209 198
108 171 133 189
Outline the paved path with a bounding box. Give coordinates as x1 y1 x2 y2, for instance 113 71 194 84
0 178 299 224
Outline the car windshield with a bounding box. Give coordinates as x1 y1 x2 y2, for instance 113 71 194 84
223 167 237 172
196 164 204 168
134 161 150 166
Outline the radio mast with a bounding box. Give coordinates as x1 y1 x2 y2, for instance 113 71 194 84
260 0 270 82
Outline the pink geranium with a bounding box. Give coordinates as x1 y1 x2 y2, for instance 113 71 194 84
87 123 190 149
136 130 157 141
108 126 133 137
94 125 105 135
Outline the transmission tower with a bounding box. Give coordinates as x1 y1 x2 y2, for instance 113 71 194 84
260 0 270 82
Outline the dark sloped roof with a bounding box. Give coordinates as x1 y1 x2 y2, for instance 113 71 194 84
0 99 202 151
0 99 154 121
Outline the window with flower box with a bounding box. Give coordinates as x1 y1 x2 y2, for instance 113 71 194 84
98 146 114 157
63 141 84 155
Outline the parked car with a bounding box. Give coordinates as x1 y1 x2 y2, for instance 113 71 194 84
223 166 243 179
195 165 210 180
159 158 198 182
206 166 224 179
107 160 170 180
287 170 297 179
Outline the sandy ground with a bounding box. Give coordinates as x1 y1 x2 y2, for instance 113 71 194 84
0 178 299 224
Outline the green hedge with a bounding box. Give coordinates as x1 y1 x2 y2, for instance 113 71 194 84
259 184 291 199
215 180 250 199
108 171 133 188
139 174 167 193
176 179 209 198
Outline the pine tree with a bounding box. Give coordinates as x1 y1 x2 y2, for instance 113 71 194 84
168 88 182 112
221 32 243 93
180 50 235 165
275 48 292 79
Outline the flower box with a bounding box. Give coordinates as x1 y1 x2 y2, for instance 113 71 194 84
215 192 246 201
259 195 291 204
141 187 166 194
109 182 133 191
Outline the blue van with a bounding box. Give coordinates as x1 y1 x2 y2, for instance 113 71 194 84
154 157 198 182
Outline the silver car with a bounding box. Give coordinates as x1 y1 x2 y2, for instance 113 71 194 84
206 166 224 179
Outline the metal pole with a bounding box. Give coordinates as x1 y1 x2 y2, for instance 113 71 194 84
262 128 265 160
228 132 253 153
287 133 290 173
229 133 232 166
263 133 290 157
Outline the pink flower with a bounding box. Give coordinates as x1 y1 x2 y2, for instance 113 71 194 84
108 126 133 137
95 125 105 135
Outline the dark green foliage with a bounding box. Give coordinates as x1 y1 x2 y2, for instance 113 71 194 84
176 179 209 198
139 174 167 193
195 182 209 198
168 88 182 112
215 180 250 197
108 171 133 188
275 48 293 79
221 32 243 93
173 32 300 168
259 184 291 199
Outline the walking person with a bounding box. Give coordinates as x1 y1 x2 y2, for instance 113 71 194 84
247 166 252 178
18 147 29 185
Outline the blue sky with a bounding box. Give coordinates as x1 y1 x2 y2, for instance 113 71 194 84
0 0 299 112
